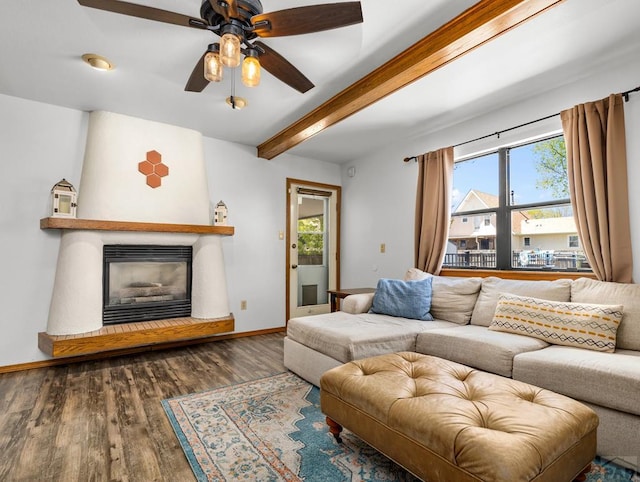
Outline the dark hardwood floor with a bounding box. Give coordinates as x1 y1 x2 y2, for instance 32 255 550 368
0 332 286 481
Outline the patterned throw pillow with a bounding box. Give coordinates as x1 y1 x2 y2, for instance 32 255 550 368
489 293 623 352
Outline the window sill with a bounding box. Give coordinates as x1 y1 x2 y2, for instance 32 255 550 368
440 268 596 281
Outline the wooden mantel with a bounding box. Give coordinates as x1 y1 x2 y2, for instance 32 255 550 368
40 217 234 235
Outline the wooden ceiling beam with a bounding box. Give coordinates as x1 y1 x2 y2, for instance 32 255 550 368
257 0 564 160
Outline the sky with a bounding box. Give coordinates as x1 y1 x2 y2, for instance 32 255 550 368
451 137 566 211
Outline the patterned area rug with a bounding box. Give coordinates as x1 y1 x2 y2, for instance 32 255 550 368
162 372 638 482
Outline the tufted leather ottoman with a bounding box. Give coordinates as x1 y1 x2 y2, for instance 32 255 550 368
320 352 598 482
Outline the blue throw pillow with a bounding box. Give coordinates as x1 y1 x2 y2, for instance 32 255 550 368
369 277 433 321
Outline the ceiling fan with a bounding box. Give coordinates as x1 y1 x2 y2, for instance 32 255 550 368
77 0 363 95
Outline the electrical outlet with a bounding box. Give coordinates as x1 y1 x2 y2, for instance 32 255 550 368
240 300 247 310
380 243 386 253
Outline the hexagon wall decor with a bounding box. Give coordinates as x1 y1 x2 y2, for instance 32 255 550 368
138 150 169 188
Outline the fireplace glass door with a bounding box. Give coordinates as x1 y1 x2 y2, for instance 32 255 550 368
103 245 192 324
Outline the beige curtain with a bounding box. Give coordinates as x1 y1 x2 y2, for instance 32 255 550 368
415 146 454 274
560 93 633 282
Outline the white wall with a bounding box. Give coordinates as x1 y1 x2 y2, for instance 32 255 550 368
340 57 640 287
0 94 88 367
0 93 340 367
202 136 340 333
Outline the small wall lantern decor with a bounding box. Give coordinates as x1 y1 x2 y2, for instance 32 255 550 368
213 200 228 226
51 179 78 218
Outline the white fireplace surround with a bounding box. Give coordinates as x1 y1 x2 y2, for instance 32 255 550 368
47 231 229 335
46 111 231 335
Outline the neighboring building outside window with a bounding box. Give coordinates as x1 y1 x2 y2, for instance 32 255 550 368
444 135 590 271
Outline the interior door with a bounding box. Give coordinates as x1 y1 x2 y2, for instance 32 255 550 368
287 179 340 321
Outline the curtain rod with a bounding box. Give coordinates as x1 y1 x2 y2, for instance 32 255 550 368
403 84 640 163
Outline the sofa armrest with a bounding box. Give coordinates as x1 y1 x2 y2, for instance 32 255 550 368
342 293 375 314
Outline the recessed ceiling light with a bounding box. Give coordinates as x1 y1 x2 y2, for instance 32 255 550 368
82 53 115 71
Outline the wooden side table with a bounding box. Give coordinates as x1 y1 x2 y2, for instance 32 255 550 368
327 288 376 312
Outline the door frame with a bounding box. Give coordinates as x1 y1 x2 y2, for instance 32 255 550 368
286 178 341 323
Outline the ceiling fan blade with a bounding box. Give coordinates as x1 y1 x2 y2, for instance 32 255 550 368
184 52 210 92
78 0 208 29
251 2 362 37
253 41 314 93
208 0 238 22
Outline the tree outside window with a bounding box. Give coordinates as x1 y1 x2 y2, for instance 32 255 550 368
298 216 325 265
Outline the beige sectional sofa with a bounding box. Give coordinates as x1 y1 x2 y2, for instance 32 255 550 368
284 273 640 470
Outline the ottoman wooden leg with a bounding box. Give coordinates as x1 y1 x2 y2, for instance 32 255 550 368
574 463 590 481
326 417 343 443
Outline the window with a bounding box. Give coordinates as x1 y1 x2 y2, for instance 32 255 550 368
568 235 579 248
444 135 590 271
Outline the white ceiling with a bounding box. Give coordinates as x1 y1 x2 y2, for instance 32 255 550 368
1 0 639 164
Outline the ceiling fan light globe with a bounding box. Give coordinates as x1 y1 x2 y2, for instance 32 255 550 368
242 56 260 87
220 33 241 68
204 51 223 82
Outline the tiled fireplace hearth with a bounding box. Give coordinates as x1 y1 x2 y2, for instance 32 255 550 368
39 112 235 357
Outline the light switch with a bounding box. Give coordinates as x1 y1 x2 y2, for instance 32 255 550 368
380 243 386 253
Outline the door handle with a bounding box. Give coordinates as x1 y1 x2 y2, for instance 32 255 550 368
291 264 298 269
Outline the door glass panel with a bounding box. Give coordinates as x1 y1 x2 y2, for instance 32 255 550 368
297 195 328 307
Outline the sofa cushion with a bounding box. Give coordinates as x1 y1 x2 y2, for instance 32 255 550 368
513 346 640 416
415 325 548 377
404 269 482 325
404 267 431 281
370 277 433 321
571 277 640 350
287 311 459 364
489 293 622 353
470 277 572 327
430 276 482 325
342 292 374 314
